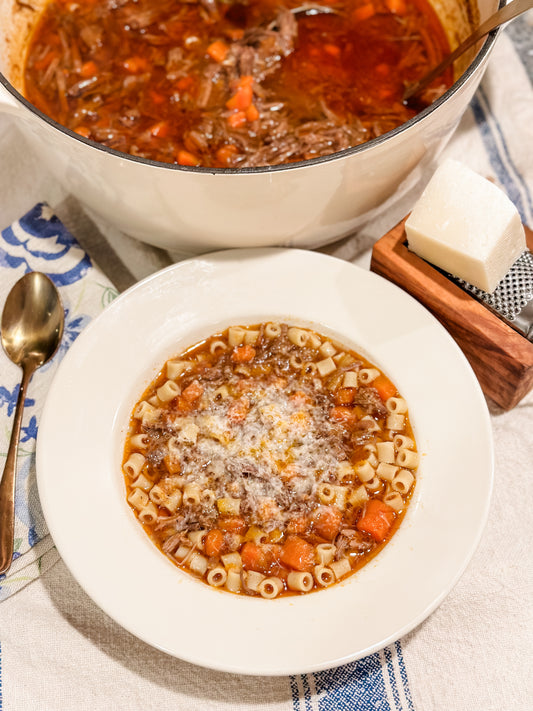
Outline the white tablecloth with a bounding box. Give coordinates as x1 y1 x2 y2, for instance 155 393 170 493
0 29 532 711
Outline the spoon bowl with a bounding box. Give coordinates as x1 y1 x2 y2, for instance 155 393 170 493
0 271 64 574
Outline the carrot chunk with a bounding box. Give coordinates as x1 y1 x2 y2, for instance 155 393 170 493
122 56 150 74
311 506 343 540
80 60 97 78
334 387 356 405
207 39 229 63
352 3 375 21
218 516 247 534
231 344 256 363
329 406 357 427
227 111 247 129
385 0 407 14
280 535 315 571
182 380 204 402
177 149 200 166
216 144 238 165
226 83 253 111
356 499 396 542
241 542 276 573
227 396 250 423
204 529 225 557
150 120 170 138
245 104 259 122
372 374 397 402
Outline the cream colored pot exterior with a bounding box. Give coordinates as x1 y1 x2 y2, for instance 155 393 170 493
0 0 500 252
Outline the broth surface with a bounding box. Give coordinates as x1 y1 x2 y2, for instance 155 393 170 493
24 0 452 167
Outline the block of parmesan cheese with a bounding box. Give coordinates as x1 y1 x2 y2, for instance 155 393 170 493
405 159 526 293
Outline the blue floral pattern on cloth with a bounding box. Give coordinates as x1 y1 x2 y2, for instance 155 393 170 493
0 203 118 601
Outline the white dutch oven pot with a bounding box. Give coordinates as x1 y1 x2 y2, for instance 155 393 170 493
0 0 500 252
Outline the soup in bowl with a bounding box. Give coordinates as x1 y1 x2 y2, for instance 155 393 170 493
0 0 498 252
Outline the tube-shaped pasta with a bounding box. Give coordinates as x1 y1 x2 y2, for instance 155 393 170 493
213 385 230 401
307 333 321 349
138 501 158 524
207 567 227 587
221 552 242 570
183 483 201 505
376 462 399 482
386 414 405 432
123 452 145 478
359 368 379 384
166 360 192 379
264 322 281 338
330 557 351 580
386 397 407 414
287 327 309 347
317 483 336 504
319 341 336 358
228 326 246 346
383 491 404 512
129 434 149 449
225 569 242 593
376 441 395 464
360 415 380 432
189 552 208 576
217 496 240 515
209 340 227 355
317 357 336 377
333 486 348 510
188 530 208 550
201 489 216 506
245 570 266 592
314 565 335 586
342 371 358 388
365 476 381 492
244 526 268 545
396 449 419 469
149 484 167 506
157 379 180 403
348 485 369 506
392 468 415 494
337 461 354 482
244 329 259 344
289 353 304 369
316 543 336 566
287 571 314 592
165 490 183 513
355 460 375 483
127 488 148 511
131 473 152 491
258 577 283 599
303 362 317 376
178 422 199 444
394 434 415 450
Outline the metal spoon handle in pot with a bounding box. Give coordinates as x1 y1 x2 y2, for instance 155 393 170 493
404 0 533 101
0 363 36 573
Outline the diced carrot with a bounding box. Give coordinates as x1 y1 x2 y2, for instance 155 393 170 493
122 56 150 74
280 535 315 571
150 120 170 138
204 528 225 557
227 395 250 423
227 28 244 41
149 89 166 105
334 387 356 405
238 75 254 88
207 39 229 63
311 505 343 540
241 542 275 573
218 516 247 534
227 111 247 129
74 126 91 138
330 406 357 427
324 43 341 58
182 380 204 402
163 454 181 475
177 149 200 166
245 104 259 122
231 344 256 363
356 499 396 542
385 0 407 14
216 144 238 164
289 391 313 406
226 83 253 111
352 3 375 22
375 63 391 77
372 374 397 402
176 76 194 91
286 514 308 535
80 60 97 78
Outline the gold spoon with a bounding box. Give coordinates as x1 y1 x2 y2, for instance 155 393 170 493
0 272 64 575
404 0 533 102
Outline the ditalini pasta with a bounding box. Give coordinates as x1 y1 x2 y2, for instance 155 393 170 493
123 323 418 598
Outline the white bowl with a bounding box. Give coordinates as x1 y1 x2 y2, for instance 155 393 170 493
0 0 500 252
36 249 493 675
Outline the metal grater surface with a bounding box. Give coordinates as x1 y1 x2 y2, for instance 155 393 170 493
450 250 533 341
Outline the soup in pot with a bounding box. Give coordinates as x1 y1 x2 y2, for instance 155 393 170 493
23 0 453 168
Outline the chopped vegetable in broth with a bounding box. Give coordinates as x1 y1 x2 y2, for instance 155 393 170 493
24 0 452 167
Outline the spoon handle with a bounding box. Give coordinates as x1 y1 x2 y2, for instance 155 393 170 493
404 0 533 100
0 364 35 574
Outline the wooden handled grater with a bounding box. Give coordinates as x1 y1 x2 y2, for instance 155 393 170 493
370 217 533 410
